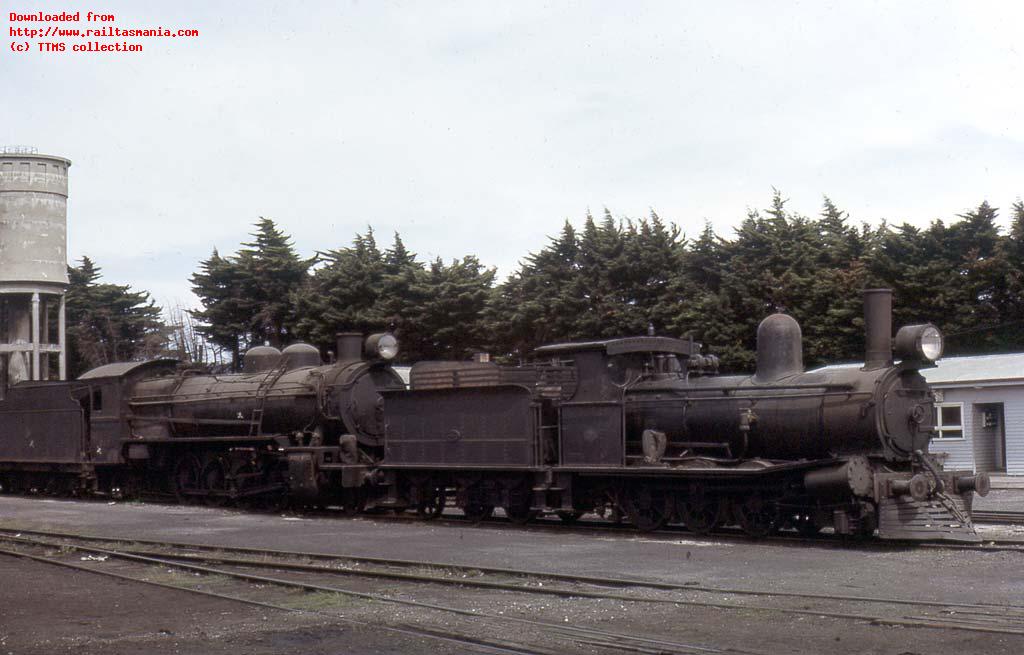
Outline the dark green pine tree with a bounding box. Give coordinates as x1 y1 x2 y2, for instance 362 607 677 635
291 228 387 350
409 256 496 359
191 218 313 367
485 221 586 359
236 217 315 348
575 210 631 338
624 212 686 335
800 197 873 363
190 248 250 369
377 233 427 353
869 202 1004 356
65 256 165 377
667 221 730 354
995 200 1024 350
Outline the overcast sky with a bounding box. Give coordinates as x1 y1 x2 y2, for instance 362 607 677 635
4 1 1022 309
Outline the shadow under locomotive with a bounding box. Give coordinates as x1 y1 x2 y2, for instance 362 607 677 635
378 289 989 542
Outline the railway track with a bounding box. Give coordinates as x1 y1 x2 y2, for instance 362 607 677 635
294 504 1024 554
0 529 760 655
1 527 1023 640
3 490 1024 553
970 510 1024 525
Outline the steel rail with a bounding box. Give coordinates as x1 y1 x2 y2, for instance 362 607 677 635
971 510 1024 525
0 545 546 655
0 534 736 655
3 532 1024 638
2 526 1022 613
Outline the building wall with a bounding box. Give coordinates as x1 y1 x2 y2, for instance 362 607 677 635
930 386 1024 476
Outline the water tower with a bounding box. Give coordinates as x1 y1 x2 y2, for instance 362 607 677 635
0 146 70 386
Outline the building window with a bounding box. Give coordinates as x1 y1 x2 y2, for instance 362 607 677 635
934 403 963 440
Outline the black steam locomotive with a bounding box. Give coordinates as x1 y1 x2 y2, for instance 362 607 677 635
0 290 989 542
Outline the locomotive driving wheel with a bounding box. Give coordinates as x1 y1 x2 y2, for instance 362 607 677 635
733 496 779 538
340 486 366 517
676 492 723 535
200 457 230 507
623 484 673 532
173 454 201 504
788 511 822 537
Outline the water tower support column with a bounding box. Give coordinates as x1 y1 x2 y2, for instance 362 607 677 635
58 295 66 379
31 292 40 380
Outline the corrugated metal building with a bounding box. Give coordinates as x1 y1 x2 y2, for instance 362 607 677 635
921 353 1024 476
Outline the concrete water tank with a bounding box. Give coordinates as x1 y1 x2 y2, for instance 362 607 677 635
0 147 71 384
0 149 71 285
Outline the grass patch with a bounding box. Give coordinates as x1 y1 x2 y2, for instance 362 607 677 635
280 590 361 611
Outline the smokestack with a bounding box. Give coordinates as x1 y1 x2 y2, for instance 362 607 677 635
335 332 363 361
863 289 893 370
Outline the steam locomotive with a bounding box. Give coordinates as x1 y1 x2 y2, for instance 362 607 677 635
0 290 989 542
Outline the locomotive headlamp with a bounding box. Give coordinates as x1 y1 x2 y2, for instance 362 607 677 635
894 324 943 362
364 333 399 360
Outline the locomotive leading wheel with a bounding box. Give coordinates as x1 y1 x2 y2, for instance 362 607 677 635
624 485 673 532
677 494 723 535
734 497 779 538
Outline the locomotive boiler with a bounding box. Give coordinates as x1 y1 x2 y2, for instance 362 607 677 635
381 289 988 541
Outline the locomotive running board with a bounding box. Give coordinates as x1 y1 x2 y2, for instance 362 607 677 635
876 491 981 542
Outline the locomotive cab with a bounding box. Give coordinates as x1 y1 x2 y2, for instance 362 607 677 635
533 337 697 467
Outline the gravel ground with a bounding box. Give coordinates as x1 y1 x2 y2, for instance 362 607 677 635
1 494 1023 654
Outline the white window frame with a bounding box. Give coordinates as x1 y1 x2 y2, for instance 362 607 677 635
933 402 965 441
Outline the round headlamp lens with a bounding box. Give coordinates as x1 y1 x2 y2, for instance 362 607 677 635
919 326 943 361
376 334 399 360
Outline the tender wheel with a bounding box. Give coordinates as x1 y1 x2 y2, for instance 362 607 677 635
459 482 495 524
624 485 673 532
462 503 494 524
504 482 537 525
173 454 202 504
677 494 723 535
415 484 447 520
734 497 779 538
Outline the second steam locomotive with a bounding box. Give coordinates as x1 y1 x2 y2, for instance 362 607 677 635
0 290 989 542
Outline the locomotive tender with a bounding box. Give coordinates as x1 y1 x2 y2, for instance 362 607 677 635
0 290 989 542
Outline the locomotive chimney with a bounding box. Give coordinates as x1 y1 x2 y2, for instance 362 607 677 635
863 289 893 370
336 332 364 361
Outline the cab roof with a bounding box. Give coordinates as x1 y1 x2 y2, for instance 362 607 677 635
77 358 180 380
534 336 693 357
